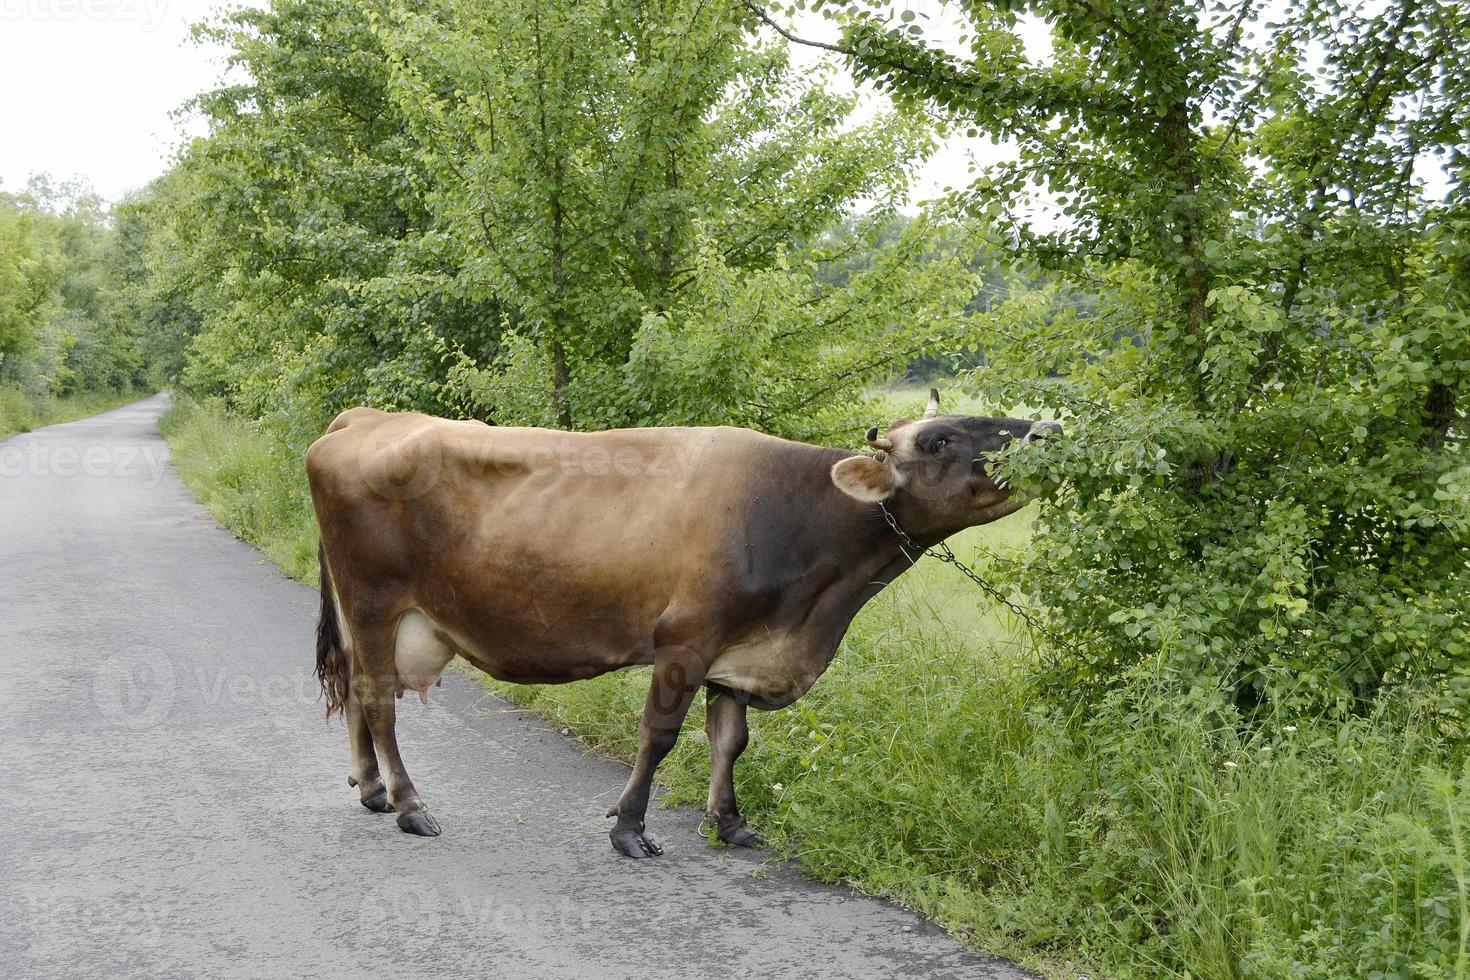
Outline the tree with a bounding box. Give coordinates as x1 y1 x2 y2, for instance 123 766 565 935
759 0 1470 718
151 0 968 447
144 0 501 443
375 0 938 429
0 177 148 397
0 202 57 377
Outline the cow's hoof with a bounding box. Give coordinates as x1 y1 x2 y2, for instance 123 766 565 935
611 828 663 858
396 808 441 837
360 787 392 813
718 822 764 848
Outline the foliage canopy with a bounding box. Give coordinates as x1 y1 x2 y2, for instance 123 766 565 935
753 0 1470 722
145 0 967 448
0 177 151 400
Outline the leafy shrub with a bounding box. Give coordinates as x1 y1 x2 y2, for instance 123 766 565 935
982 268 1470 724
828 0 1470 721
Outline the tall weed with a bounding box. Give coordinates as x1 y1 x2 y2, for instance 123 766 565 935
159 396 319 580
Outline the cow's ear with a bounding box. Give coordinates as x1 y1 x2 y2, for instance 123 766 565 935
831 454 900 502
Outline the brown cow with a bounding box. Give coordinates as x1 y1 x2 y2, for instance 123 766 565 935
307 389 1058 856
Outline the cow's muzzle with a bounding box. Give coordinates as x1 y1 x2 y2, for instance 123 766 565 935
1022 420 1063 445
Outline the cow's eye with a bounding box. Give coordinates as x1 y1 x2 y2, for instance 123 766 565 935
930 438 949 454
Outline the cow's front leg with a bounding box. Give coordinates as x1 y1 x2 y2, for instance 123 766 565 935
704 684 763 847
607 645 705 858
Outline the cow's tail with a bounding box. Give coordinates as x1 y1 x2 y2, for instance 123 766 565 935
314 542 349 719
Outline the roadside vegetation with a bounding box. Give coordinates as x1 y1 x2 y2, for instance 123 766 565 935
159 397 319 580
0 176 161 438
37 0 1470 975
0 386 142 440
165 388 1468 979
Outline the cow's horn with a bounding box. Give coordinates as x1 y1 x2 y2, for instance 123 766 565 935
865 425 893 451
923 388 940 419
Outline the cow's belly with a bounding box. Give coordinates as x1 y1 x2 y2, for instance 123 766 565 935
384 604 831 706
706 631 828 708
391 604 654 691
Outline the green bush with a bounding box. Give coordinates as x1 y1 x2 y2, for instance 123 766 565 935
0 387 38 437
831 0 1470 722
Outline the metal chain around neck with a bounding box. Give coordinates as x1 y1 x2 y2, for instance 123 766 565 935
877 500 1061 639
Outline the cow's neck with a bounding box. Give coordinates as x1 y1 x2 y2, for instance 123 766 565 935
809 469 942 610
777 447 965 607
878 493 962 551
824 507 948 649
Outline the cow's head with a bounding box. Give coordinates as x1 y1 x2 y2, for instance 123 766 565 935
830 389 1061 534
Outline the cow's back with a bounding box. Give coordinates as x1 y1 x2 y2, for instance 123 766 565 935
305 409 843 683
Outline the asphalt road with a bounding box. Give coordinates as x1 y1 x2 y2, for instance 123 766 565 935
0 395 1033 980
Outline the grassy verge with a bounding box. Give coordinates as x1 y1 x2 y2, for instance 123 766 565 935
162 393 1469 979
159 395 320 581
0 386 147 440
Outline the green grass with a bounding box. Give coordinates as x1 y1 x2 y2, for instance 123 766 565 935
0 385 147 440
876 380 997 419
159 395 320 580
161 393 1470 980
874 380 1051 423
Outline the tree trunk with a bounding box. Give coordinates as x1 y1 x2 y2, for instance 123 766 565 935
1159 99 1212 389
532 0 573 430
1423 381 1457 450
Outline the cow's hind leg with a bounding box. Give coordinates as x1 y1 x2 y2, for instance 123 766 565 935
346 682 391 813
353 621 440 837
607 645 706 858
704 684 762 847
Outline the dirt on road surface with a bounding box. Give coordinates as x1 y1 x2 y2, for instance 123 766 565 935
0 395 1034 980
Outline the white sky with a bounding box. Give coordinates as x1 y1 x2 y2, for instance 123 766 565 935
0 0 229 200
786 6 1053 210
0 1 1450 210
0 0 1039 206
